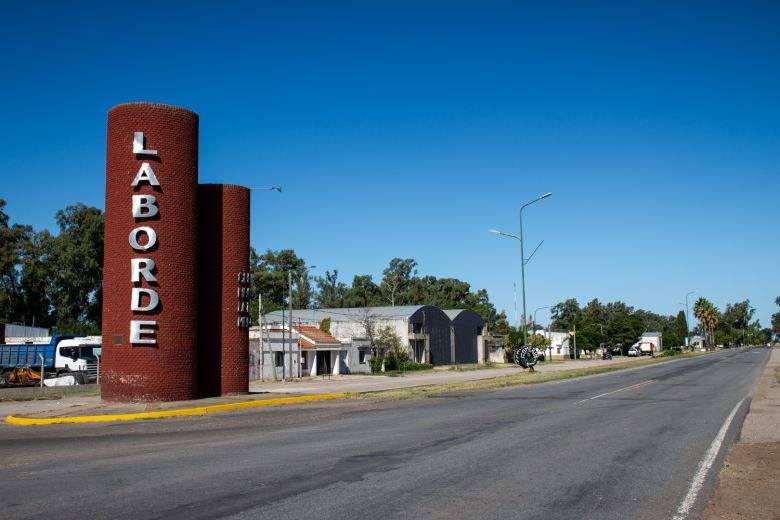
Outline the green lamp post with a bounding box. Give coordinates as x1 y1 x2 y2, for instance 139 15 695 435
490 191 552 353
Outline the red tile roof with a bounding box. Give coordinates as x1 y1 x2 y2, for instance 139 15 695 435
293 325 342 348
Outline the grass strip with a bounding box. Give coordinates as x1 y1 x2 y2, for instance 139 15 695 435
0 388 100 402
352 355 685 401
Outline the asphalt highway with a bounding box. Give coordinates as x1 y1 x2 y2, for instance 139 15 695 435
0 348 769 520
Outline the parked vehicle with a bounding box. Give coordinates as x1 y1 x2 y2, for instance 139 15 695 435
627 346 639 357
0 335 101 387
602 350 613 360
638 342 655 356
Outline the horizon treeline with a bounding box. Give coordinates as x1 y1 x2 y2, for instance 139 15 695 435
1 200 774 347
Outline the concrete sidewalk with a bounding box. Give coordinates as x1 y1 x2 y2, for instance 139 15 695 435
703 346 780 519
248 355 648 394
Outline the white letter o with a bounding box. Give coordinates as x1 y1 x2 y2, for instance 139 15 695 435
129 226 157 251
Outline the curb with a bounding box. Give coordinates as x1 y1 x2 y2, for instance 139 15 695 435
5 393 347 426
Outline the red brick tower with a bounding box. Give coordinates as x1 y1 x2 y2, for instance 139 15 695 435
102 103 199 402
197 184 251 396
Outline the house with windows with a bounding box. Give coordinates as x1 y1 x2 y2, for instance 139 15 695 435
248 327 300 381
264 305 454 365
248 325 372 380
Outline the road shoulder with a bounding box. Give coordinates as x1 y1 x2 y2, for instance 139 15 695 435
703 347 780 520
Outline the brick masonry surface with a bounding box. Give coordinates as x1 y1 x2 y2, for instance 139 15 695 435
197 184 250 396
102 103 199 402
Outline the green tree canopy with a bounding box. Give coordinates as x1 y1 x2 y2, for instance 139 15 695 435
773 297 780 337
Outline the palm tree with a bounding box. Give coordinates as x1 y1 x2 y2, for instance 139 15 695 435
693 297 720 351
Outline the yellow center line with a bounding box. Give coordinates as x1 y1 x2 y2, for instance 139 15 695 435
575 380 655 405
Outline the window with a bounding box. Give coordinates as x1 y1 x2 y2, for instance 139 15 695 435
274 352 284 367
301 353 308 370
411 323 423 334
359 349 367 364
476 327 483 336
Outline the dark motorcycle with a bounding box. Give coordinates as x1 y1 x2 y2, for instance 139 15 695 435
602 350 613 360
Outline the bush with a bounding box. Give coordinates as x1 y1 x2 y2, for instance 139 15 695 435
370 355 384 373
396 361 433 372
662 349 682 357
384 348 410 371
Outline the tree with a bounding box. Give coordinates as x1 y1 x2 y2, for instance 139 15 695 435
319 317 331 334
771 297 780 338
693 297 720 351
493 310 511 335
343 275 382 308
375 326 408 370
46 204 104 331
380 258 417 306
17 229 54 328
528 333 551 349
291 267 314 310
0 199 34 323
314 270 347 308
675 310 688 348
358 307 380 370
250 248 307 313
605 311 643 353
550 299 581 332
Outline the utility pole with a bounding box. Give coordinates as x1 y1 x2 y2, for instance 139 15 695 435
282 298 286 382
573 323 577 359
258 293 264 382
288 270 294 381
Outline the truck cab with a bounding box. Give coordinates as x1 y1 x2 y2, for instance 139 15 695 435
53 337 101 380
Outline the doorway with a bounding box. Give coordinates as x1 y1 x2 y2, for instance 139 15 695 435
317 351 331 375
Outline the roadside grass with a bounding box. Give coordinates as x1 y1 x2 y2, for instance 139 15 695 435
353 354 688 401
367 368 436 377
447 362 513 372
0 387 100 402
775 367 780 385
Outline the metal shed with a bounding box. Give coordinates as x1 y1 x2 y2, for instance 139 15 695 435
443 309 486 364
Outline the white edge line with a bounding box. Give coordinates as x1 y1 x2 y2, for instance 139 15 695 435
672 398 745 520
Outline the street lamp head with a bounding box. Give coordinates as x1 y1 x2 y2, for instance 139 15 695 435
249 186 283 192
540 192 552 199
489 229 501 234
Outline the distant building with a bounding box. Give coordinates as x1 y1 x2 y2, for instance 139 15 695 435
534 330 575 359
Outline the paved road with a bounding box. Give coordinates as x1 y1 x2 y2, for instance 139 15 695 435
0 348 769 520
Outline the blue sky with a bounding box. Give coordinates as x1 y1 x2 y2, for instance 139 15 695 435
2 1 778 328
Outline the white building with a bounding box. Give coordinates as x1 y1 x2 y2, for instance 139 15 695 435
264 305 456 365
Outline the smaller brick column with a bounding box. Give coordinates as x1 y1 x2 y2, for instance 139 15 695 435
197 184 250 396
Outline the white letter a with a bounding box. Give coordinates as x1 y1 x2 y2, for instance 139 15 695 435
132 163 160 187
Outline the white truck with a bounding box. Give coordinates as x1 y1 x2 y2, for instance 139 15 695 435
0 335 101 386
635 333 663 356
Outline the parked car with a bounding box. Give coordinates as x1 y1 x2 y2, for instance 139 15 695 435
627 346 639 357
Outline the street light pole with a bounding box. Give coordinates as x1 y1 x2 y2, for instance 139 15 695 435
533 305 552 363
683 290 696 349
519 192 552 351
490 191 552 353
532 306 552 334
